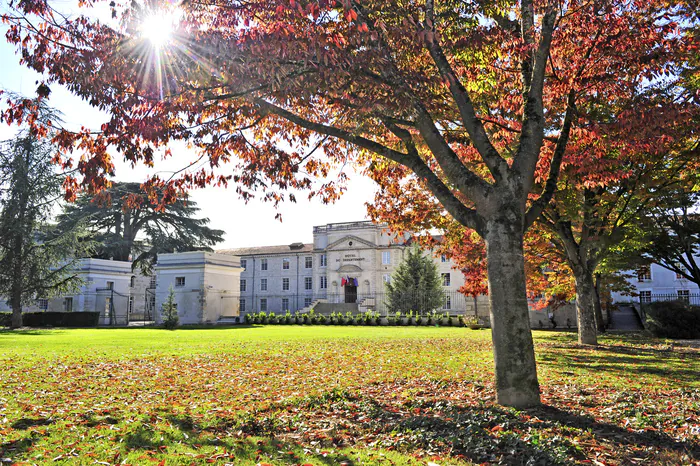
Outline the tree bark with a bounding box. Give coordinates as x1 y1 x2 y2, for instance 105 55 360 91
484 216 540 408
10 291 22 329
573 269 598 345
593 273 606 332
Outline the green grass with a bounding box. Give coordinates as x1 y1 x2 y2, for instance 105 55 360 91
0 326 698 465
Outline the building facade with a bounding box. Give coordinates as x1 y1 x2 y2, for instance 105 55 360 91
219 221 489 316
611 261 700 305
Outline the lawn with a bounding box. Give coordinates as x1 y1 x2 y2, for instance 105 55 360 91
0 326 698 465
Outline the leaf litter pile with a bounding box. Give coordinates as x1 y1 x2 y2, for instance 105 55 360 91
0 328 698 465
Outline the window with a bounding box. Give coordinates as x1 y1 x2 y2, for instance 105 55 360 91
37 299 48 311
149 275 156 289
241 259 247 270
261 279 268 291
305 256 313 268
260 298 267 312
442 273 451 286
106 281 114 290
443 295 452 310
63 297 73 312
382 251 391 265
678 289 690 303
240 298 246 313
282 278 290 291
304 298 313 307
282 298 289 310
261 259 268 271
282 258 290 270
637 266 651 281
305 277 312 290
320 254 327 267
639 291 652 303
128 296 134 314
320 276 328 289
130 276 135 287
383 274 391 284
105 297 112 314
175 276 186 287
441 254 447 262
240 279 247 292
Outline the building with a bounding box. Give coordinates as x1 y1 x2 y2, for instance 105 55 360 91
154 251 242 325
218 221 489 317
611 262 700 305
0 258 138 324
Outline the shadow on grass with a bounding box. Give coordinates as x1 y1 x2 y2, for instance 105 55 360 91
0 329 65 336
11 418 55 429
122 416 354 465
538 343 700 385
0 436 39 460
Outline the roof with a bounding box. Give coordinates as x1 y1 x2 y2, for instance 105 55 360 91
217 243 314 257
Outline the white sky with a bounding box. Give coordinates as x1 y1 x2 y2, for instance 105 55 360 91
0 10 377 249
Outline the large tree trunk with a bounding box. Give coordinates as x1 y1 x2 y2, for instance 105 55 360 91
10 292 22 329
484 217 540 408
594 274 606 333
573 268 598 345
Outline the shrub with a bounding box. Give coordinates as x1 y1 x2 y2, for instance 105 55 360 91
20 311 100 328
416 315 423 325
645 301 700 339
161 287 179 330
244 313 253 324
0 313 11 327
374 314 382 325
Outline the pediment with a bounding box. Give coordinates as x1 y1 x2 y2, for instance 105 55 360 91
337 264 363 273
326 235 376 250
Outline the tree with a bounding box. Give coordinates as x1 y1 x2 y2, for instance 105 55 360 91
161 286 179 329
0 100 89 328
4 0 696 407
386 244 444 314
56 182 224 272
643 188 700 287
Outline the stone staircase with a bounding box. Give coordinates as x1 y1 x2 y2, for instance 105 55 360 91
609 305 644 331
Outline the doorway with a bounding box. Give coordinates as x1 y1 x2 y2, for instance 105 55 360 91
344 283 357 303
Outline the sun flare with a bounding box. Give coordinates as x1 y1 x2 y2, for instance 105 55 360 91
140 10 179 48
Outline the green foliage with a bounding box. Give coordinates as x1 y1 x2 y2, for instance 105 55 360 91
386 244 444 315
56 182 224 273
642 188 700 286
161 287 179 330
0 100 90 328
644 301 700 339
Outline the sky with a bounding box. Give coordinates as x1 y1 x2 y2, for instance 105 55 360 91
0 8 377 249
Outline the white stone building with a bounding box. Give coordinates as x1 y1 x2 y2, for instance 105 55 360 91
154 251 242 325
611 261 700 305
0 258 136 324
218 221 489 316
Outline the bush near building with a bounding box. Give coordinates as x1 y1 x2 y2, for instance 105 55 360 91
644 300 700 339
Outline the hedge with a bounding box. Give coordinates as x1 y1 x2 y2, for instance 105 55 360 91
0 312 100 328
644 300 700 339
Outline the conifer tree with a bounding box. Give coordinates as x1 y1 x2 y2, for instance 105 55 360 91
161 286 179 330
0 99 89 328
386 245 444 315
56 182 224 273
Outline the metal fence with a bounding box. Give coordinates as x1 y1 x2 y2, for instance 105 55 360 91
240 290 486 317
641 293 700 306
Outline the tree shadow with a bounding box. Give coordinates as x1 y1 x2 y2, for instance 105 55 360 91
0 329 64 336
0 436 39 460
11 417 54 430
121 415 354 465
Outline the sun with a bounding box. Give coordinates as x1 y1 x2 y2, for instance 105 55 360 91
140 10 179 48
